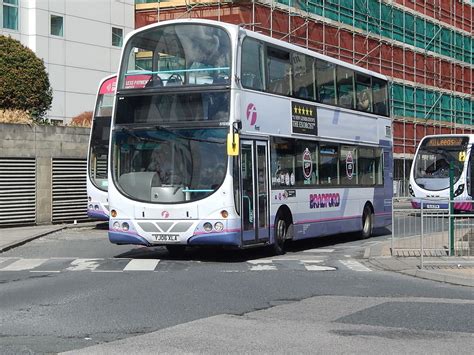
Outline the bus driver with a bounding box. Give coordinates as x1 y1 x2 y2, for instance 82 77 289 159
148 143 174 184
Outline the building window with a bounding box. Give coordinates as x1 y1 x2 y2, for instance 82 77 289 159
112 27 123 47
51 15 63 37
2 0 19 30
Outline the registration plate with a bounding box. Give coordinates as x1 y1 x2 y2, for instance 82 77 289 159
153 234 179 242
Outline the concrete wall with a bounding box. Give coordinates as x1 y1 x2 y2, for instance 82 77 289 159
0 123 90 224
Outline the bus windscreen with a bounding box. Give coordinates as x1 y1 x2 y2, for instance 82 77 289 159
119 23 231 89
413 136 468 191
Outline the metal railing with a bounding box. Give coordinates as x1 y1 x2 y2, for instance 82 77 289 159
392 197 473 268
393 179 410 197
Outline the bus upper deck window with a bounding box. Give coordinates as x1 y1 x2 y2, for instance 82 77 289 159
372 78 388 116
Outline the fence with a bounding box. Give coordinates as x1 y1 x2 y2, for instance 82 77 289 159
393 179 409 197
392 197 474 268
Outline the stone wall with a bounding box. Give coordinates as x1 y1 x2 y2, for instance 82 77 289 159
0 124 90 224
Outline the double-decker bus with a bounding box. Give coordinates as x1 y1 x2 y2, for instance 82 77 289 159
410 134 474 211
87 75 116 220
108 19 392 255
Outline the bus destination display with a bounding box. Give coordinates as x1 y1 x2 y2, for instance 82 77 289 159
425 137 467 147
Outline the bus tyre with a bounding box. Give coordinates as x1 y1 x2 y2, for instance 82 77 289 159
361 205 374 239
273 215 288 255
166 245 186 257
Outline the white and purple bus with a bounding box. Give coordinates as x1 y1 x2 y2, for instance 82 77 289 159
410 134 474 211
87 75 116 220
108 19 392 255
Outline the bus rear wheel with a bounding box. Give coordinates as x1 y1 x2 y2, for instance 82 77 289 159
166 245 186 257
361 204 374 239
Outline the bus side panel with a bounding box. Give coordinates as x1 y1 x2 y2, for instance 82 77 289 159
271 188 369 241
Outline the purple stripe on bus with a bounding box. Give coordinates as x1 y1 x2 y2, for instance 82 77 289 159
193 228 241 236
108 231 151 246
88 210 109 220
188 231 241 246
296 215 360 224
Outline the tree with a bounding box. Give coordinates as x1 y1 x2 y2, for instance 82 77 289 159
0 35 52 122
69 111 92 127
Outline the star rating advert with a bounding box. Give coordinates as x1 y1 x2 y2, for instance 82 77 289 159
291 102 317 135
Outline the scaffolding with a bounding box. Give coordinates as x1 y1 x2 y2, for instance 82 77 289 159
135 0 474 180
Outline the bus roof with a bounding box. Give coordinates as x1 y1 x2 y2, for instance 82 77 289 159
125 18 389 82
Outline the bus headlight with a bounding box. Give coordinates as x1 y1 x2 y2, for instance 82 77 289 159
454 184 465 197
122 222 130 231
94 205 99 210
214 222 224 232
113 221 120 230
203 222 213 232
89 204 93 209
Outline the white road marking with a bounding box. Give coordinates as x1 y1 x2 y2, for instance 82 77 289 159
304 265 336 271
247 260 274 264
339 259 371 272
123 259 160 271
300 260 324 264
302 248 335 253
249 264 277 271
1 259 47 271
66 259 102 271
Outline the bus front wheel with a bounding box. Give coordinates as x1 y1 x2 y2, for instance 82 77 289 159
273 215 288 255
361 204 374 239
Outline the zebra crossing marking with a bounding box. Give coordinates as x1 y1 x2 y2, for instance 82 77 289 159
340 259 372 272
304 265 336 271
66 259 102 271
1 258 48 271
123 259 160 271
302 248 335 253
0 257 369 273
249 264 278 271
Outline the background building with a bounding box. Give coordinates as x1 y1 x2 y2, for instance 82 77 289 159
135 0 473 189
0 0 135 124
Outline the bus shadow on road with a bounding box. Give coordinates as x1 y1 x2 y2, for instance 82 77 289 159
114 227 390 263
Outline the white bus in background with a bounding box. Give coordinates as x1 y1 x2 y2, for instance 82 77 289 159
87 75 116 220
107 19 392 255
409 134 473 211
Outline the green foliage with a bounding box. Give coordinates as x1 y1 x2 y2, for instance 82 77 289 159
0 35 52 122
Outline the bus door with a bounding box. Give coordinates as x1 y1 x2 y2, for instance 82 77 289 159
241 140 270 244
